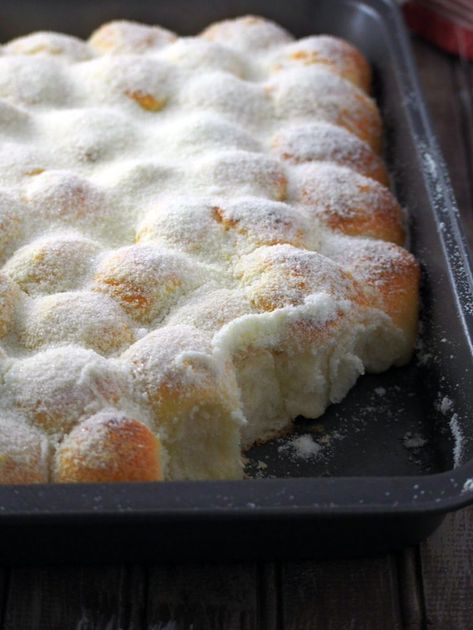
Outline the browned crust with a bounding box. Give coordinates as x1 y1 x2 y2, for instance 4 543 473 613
296 167 405 245
329 238 420 344
55 415 162 482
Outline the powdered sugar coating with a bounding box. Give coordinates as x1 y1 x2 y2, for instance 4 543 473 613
237 244 364 312
4 232 101 296
289 162 404 244
123 324 217 395
271 122 388 184
73 55 176 111
266 66 381 151
41 107 141 165
156 113 262 158
167 288 255 332
24 170 106 228
201 15 293 52
122 325 244 479
135 196 236 263
0 100 31 134
193 151 287 200
0 190 23 263
161 37 246 76
0 142 48 185
19 291 135 354
94 244 209 324
209 196 313 251
0 16 418 482
1 346 131 439
89 20 176 54
54 410 161 482
0 56 71 107
0 417 49 483
266 35 371 91
181 71 273 128
0 273 19 338
4 32 93 61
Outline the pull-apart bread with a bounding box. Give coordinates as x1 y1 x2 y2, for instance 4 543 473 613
0 16 419 483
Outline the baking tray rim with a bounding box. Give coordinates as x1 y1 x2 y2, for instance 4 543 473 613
1 459 473 520
0 0 472 521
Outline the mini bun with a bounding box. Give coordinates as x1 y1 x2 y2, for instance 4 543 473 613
290 163 404 244
0 418 49 483
201 16 293 52
55 411 161 482
267 35 372 92
89 20 176 54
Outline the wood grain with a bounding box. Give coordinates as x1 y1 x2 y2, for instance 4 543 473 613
279 555 403 630
145 563 263 630
420 508 473 630
396 548 426 629
2 565 146 630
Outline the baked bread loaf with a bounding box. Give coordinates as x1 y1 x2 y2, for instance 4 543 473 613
0 16 419 483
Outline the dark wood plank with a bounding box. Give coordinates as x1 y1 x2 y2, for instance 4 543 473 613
0 569 10 629
396 548 426 629
2 565 145 630
420 507 473 630
146 562 265 630
258 562 280 630
280 555 403 630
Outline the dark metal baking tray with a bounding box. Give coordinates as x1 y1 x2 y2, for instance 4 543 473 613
1 0 473 562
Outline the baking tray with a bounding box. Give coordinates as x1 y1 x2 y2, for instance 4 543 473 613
1 0 473 563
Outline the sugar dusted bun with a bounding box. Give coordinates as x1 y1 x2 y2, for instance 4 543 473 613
166 288 255 332
94 245 207 324
0 16 419 483
19 291 135 355
290 163 404 244
0 55 71 107
161 38 245 76
237 244 365 312
136 194 313 265
194 151 288 201
2 346 129 438
135 196 234 263
160 113 262 157
24 170 105 227
4 32 93 61
46 107 141 165
89 20 176 54
210 196 313 251
74 55 175 112
122 325 244 480
0 272 20 338
0 190 23 264
265 67 382 152
321 233 420 364
271 122 389 185
201 15 293 51
4 232 101 296
55 411 161 482
0 418 49 483
181 72 272 128
267 35 372 92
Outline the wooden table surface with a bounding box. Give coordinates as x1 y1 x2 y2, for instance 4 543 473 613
1 36 472 630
